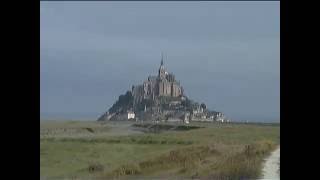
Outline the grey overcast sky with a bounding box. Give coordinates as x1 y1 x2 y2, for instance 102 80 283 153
40 1 280 122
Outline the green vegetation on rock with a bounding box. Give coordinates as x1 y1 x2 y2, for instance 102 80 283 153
109 91 133 113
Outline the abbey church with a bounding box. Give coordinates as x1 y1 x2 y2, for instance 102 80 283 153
131 55 183 107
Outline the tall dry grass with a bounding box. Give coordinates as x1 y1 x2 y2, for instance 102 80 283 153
103 140 276 179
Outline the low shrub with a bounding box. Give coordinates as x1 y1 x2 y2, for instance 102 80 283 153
84 127 94 133
112 164 141 177
88 162 104 173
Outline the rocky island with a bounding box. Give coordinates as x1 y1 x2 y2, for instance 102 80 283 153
98 56 228 123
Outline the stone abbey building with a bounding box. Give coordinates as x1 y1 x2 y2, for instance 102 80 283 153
132 57 183 107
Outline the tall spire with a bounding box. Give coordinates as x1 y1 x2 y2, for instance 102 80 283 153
161 52 164 66
159 52 166 79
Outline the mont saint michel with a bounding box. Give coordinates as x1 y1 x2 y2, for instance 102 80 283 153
41 2 279 180
98 55 227 123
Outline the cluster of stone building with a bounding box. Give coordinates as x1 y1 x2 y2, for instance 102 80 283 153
165 105 228 123
191 107 227 123
120 104 227 124
132 58 183 109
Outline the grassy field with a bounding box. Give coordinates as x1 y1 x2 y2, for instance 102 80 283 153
40 120 280 180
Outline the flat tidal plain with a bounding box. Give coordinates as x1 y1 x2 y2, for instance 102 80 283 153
40 120 280 179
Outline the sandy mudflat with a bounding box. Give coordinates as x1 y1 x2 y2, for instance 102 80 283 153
260 146 280 180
